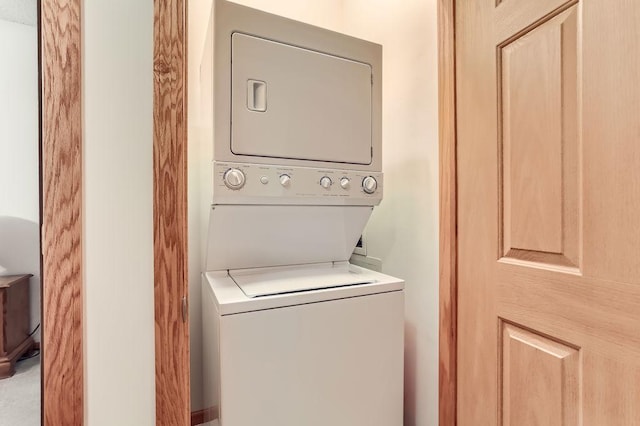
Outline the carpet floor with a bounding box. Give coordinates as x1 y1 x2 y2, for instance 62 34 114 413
0 355 40 426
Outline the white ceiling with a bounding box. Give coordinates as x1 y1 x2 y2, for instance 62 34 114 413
0 0 37 26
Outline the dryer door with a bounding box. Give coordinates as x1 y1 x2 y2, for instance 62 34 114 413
231 32 373 165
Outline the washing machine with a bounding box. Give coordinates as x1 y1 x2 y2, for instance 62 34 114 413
197 1 404 425
202 262 404 426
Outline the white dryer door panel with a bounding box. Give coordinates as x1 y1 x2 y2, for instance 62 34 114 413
231 32 373 165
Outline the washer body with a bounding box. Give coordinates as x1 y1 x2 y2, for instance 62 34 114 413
202 262 404 426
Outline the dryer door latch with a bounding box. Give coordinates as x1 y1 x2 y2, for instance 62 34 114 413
247 79 267 112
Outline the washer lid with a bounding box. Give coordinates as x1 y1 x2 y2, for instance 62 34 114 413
230 263 375 298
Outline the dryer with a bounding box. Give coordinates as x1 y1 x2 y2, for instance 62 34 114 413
198 1 404 425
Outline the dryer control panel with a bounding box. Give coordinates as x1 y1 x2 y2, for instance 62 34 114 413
212 162 383 206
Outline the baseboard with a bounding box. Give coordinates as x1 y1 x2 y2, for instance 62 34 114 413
191 406 219 425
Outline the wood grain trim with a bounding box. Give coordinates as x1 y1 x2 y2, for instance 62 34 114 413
154 0 190 424
190 406 219 426
438 0 457 424
41 0 84 425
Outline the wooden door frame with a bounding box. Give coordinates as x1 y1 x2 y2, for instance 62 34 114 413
148 0 464 423
137 0 468 424
41 0 83 424
438 0 457 425
41 0 191 424
153 0 190 425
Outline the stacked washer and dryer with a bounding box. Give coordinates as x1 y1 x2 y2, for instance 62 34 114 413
199 1 404 425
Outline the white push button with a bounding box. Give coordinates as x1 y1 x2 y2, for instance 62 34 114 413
260 176 269 184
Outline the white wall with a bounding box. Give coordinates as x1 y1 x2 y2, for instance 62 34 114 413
83 1 155 424
187 1 213 410
188 1 439 424
222 0 345 28
341 2 440 424
0 18 40 340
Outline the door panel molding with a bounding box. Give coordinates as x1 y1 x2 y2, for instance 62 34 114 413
41 0 84 424
438 0 457 424
494 0 578 44
153 0 190 424
499 321 581 425
497 4 581 271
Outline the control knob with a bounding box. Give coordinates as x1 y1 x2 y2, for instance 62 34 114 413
362 176 377 194
320 176 332 189
223 168 245 190
340 177 350 189
279 174 291 187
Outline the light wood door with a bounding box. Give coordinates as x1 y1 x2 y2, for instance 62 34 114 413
456 0 640 424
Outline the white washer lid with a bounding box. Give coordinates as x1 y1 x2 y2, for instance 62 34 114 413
230 263 375 298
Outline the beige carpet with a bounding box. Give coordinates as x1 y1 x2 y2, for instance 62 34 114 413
0 355 40 426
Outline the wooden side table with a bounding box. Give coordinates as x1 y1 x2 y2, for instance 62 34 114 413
0 274 35 379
